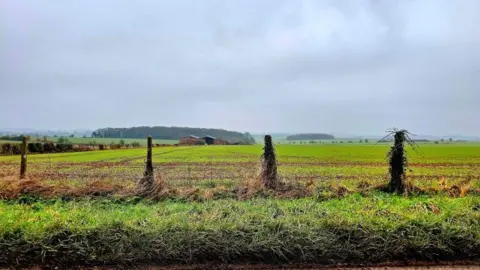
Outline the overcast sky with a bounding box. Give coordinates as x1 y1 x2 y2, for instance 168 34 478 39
1 0 479 135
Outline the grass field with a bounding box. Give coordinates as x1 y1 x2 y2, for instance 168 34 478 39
1 136 178 146
31 137 178 146
0 143 479 267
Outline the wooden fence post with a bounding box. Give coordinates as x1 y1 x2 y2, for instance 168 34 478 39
137 136 154 194
145 135 153 177
20 136 27 179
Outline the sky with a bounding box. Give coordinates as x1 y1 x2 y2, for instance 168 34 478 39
1 0 479 136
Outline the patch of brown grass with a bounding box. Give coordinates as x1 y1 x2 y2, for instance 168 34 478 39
448 185 461 197
203 189 214 200
374 182 429 196
0 178 55 199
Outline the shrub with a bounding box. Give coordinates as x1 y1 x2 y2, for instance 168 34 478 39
57 137 70 144
11 144 22 155
98 144 105 150
1 143 12 155
110 142 118 150
43 142 56 153
131 142 141 148
56 143 73 152
28 143 44 153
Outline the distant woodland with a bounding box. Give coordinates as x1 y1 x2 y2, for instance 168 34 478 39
286 133 335 140
92 126 256 144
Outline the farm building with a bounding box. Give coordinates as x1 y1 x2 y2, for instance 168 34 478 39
202 135 215 145
179 135 204 145
178 135 229 145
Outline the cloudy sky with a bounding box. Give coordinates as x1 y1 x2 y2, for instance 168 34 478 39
1 0 479 135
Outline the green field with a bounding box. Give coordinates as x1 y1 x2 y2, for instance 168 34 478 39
0 143 479 267
1 136 178 146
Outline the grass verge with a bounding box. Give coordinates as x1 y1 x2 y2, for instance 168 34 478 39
0 194 479 267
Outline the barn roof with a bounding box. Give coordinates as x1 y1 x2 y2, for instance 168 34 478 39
186 135 200 139
203 135 216 139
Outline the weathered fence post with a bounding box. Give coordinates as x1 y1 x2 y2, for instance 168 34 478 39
20 136 27 179
260 135 278 190
137 136 154 194
145 135 153 177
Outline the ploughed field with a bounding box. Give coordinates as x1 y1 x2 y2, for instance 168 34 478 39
0 143 479 267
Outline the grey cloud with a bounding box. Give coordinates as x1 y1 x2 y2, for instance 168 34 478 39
1 0 479 135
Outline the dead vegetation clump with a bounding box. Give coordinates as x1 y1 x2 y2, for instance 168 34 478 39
136 136 166 197
0 177 125 199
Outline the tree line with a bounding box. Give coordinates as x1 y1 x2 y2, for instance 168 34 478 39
286 133 335 140
91 126 256 144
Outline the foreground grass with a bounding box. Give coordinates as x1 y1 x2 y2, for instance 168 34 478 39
0 193 479 267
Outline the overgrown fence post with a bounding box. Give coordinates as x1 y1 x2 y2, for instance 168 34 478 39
383 129 418 194
137 136 154 194
388 131 406 193
260 135 278 189
20 136 27 179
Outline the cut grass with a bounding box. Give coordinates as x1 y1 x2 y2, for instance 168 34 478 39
0 194 479 267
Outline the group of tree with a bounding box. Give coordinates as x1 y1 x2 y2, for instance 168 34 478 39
286 133 334 140
91 126 256 144
1 142 74 155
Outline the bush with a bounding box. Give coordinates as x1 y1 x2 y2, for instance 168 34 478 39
56 144 73 152
1 143 12 155
57 137 71 144
11 144 22 155
110 142 118 150
98 144 105 150
131 142 141 148
43 142 56 153
27 143 44 153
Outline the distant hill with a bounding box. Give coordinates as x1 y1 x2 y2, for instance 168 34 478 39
286 133 334 140
92 126 256 144
0 128 92 137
